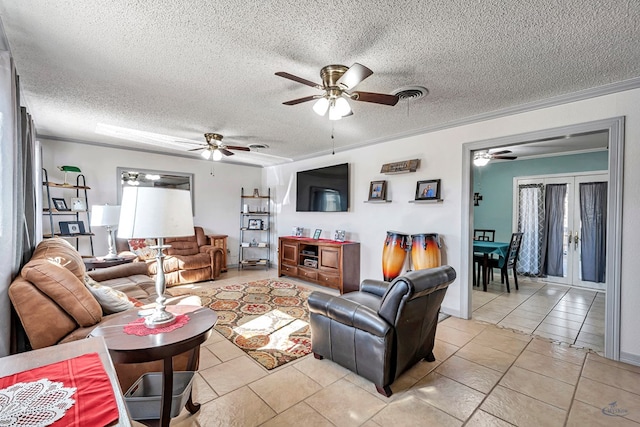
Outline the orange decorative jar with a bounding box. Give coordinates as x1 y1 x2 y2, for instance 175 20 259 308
382 231 409 281
410 233 441 270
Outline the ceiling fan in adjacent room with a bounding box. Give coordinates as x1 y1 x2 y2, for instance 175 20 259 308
275 63 399 120
187 133 250 161
473 150 518 166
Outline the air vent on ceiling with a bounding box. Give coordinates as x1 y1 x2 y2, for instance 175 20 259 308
248 143 269 150
392 86 429 101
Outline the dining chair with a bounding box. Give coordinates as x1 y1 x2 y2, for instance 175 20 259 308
473 229 496 285
473 229 495 242
486 232 523 292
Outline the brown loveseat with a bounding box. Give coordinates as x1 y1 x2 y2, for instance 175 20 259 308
9 238 201 390
116 226 224 286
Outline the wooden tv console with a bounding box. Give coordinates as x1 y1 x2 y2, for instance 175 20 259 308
278 236 360 294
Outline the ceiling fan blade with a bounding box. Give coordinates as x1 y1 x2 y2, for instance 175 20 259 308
225 145 251 152
490 150 512 156
352 91 399 106
187 147 204 152
492 156 518 160
337 63 373 90
219 148 234 156
283 95 321 105
275 72 321 89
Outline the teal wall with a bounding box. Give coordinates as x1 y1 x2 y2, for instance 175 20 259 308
473 151 608 242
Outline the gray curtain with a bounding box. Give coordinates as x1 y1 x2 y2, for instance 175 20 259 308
580 182 607 283
542 184 567 277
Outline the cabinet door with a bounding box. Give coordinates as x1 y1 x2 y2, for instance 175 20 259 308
319 247 340 270
281 241 298 265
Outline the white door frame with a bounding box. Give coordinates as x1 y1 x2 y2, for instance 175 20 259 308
461 116 624 360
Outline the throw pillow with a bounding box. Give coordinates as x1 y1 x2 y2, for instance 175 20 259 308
128 238 158 260
84 274 135 314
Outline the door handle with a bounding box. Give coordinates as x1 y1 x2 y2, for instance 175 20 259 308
568 233 572 245
574 231 579 250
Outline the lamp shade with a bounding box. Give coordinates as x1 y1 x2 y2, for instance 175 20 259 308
117 187 194 239
90 205 121 227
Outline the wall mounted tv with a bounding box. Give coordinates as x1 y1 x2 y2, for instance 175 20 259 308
296 163 349 212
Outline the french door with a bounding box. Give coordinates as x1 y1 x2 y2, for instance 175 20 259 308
515 172 607 290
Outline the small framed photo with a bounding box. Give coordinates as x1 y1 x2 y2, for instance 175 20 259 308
51 197 69 211
415 179 441 200
368 180 387 201
248 219 263 230
292 226 303 237
70 197 87 212
313 229 322 239
59 221 85 235
334 230 346 242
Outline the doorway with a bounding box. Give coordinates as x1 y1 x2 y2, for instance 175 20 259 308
461 117 624 360
515 172 608 290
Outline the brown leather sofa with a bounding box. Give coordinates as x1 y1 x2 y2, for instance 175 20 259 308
9 238 201 390
308 265 456 397
116 226 224 286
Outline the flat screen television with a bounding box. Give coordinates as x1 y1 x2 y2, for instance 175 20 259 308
296 163 349 212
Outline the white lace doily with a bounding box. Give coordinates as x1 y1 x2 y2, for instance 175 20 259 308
0 378 76 427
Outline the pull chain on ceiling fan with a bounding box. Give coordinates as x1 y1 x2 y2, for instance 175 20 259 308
275 63 399 120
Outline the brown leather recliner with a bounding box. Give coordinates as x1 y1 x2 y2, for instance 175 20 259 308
116 226 224 286
308 265 456 397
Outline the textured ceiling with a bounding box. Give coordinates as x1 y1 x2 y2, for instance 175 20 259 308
0 1 638 166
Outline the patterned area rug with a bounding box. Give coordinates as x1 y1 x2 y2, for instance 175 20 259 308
169 279 313 370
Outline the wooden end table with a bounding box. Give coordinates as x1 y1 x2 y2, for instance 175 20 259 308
90 305 217 427
207 234 228 272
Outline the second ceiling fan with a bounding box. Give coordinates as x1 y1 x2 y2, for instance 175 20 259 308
189 133 250 161
275 63 399 120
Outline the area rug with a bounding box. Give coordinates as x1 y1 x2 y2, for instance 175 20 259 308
168 279 313 370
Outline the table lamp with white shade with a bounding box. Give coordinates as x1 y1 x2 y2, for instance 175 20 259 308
90 204 121 259
117 187 194 328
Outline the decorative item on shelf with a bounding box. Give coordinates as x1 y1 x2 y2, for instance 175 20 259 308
71 197 87 212
59 221 86 235
118 187 194 328
380 159 419 174
243 204 249 213
293 226 303 237
474 192 483 206
304 258 318 268
51 197 69 211
90 204 121 259
250 238 258 247
368 180 387 201
415 179 441 200
334 230 346 242
313 229 322 239
253 188 260 197
248 219 263 230
57 165 81 186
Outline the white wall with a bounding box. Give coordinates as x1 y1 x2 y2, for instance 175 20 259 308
266 87 640 363
40 139 263 266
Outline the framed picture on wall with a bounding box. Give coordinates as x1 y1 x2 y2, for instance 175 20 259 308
368 180 387 201
415 179 441 200
248 219 263 230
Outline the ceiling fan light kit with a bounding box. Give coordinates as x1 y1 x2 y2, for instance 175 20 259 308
276 62 399 119
473 149 517 166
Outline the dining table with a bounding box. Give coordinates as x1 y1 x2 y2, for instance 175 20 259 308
473 240 510 291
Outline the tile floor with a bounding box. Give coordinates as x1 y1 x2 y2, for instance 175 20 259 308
472 273 605 353
160 268 638 426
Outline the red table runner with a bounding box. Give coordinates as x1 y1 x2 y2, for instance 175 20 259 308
0 352 119 427
123 313 190 336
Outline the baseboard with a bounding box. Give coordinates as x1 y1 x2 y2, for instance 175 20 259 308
441 307 461 318
619 351 640 367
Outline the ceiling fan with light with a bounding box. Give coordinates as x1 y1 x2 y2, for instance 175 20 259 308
187 133 250 161
473 150 518 166
275 63 399 120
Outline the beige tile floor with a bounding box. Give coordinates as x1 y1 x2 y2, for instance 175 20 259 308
161 268 638 426
472 273 605 353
